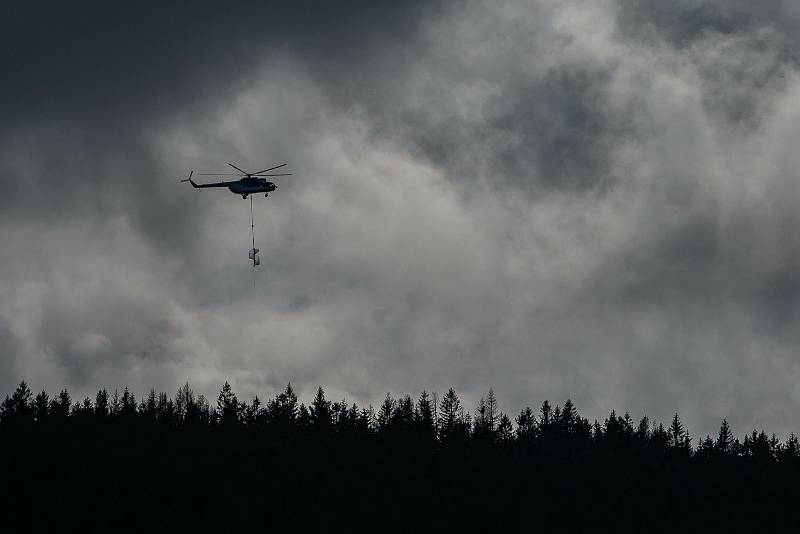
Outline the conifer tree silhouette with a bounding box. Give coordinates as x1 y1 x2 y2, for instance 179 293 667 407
1 381 33 424
377 393 395 433
120 387 136 418
414 390 436 440
297 403 311 428
496 413 513 444
175 382 194 421
50 388 72 420
650 422 668 450
486 389 499 434
715 419 734 456
110 389 121 416
268 383 298 429
394 394 414 432
216 381 240 426
33 390 49 423
515 406 536 439
244 396 261 426
668 413 689 452
95 389 109 419
156 392 172 423
309 386 332 431
143 389 158 419
696 435 715 459
561 398 577 435
539 400 552 432
438 388 466 443
473 397 489 438
781 433 800 462
635 416 650 441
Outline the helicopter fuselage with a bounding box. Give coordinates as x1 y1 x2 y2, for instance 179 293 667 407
228 177 277 196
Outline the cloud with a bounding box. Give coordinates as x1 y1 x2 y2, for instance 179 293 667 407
2 0 800 438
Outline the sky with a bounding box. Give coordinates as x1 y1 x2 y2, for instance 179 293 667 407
2 0 800 438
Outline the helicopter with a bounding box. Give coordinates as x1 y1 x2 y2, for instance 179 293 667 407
181 162 292 198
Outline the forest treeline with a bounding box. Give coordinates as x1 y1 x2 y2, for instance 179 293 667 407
2 380 798 461
2 380 799 531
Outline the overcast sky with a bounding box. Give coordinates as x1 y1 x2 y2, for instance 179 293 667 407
3 0 800 438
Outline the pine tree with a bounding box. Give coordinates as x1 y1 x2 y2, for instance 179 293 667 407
496 413 514 444
33 391 49 423
668 413 688 451
780 433 800 462
604 410 620 440
473 397 489 437
297 403 311 428
414 391 436 440
515 407 536 439
156 392 171 422
486 389 499 434
120 387 136 418
364 404 377 433
196 394 211 425
245 396 261 426
621 412 634 438
561 399 577 435
216 381 240 426
438 388 464 443
345 402 359 431
50 388 72 420
394 394 414 431
696 436 715 459
144 389 158 419
95 389 109 419
268 383 298 428
750 430 772 462
331 399 346 431
651 423 669 450
715 419 734 456
309 387 332 431
356 406 373 433
75 397 93 418
175 383 195 421
110 389 121 416
592 420 603 441
539 400 552 432
635 416 650 441
1 381 34 423
377 393 395 433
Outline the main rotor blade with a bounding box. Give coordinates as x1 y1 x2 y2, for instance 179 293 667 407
252 173 293 177
254 163 287 174
228 162 249 175
196 173 242 176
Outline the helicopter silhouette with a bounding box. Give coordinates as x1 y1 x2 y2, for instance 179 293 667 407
181 162 291 198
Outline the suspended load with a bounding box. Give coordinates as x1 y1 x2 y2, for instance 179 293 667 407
249 247 260 267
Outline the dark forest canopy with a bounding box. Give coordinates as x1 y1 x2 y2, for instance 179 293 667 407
2 380 799 531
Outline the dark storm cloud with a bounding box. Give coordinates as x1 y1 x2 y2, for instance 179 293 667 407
617 0 800 48
1 1 431 124
337 1 629 195
3 0 800 438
